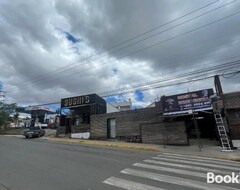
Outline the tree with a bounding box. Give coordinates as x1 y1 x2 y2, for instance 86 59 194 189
0 103 16 129
14 112 19 127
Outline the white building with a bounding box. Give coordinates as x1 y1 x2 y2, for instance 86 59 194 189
110 100 132 111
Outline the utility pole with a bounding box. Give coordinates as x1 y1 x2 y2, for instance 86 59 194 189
214 75 223 95
189 90 203 151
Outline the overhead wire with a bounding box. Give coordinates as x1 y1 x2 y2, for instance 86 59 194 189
222 70 240 78
5 0 237 91
7 0 220 88
100 62 240 96
23 60 240 106
6 5 240 92
6 1 240 107
35 10 240 84
69 55 240 95
102 69 240 97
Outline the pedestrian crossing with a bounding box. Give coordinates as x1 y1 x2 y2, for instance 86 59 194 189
103 152 240 190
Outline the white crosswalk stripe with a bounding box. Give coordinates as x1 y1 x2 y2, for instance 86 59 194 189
151 156 239 171
121 168 239 190
103 177 164 190
133 163 206 178
157 154 240 166
144 159 233 174
103 153 240 189
162 152 239 163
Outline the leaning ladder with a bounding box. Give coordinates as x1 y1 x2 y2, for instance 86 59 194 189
214 113 233 152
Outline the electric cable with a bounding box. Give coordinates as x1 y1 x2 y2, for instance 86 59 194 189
5 0 237 90
6 8 240 91
23 62 240 106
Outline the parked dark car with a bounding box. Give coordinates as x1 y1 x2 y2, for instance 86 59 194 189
23 126 45 139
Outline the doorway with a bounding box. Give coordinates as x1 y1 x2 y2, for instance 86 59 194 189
107 118 116 139
185 112 217 139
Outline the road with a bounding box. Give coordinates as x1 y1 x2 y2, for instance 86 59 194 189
0 136 239 190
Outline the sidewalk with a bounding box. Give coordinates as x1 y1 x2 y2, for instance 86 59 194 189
48 137 240 161
160 139 240 161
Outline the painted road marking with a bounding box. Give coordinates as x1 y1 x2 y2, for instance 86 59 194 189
157 154 240 167
103 177 163 190
133 163 206 178
144 159 231 174
151 157 239 171
162 152 240 163
121 168 239 190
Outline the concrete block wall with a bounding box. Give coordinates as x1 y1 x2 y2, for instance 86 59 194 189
227 109 240 139
164 121 188 145
141 121 188 145
141 122 166 144
90 107 159 139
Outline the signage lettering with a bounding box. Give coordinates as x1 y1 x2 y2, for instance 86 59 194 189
61 95 91 108
163 89 214 113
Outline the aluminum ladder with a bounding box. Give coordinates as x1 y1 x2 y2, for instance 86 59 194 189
214 113 232 152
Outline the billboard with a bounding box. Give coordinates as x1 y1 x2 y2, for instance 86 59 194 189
162 89 214 115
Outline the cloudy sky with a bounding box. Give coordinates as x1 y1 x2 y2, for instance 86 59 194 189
0 0 239 108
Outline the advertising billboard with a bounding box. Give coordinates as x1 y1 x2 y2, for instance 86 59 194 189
162 89 214 115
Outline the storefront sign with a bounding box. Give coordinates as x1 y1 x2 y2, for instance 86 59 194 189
61 95 93 108
162 89 214 115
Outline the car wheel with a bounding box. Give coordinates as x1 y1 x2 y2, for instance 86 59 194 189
25 136 28 139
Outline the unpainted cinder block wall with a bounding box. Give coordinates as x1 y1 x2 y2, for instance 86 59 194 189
141 121 188 145
90 107 159 139
91 107 188 145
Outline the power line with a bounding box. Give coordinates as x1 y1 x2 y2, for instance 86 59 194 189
102 70 240 97
6 0 234 90
28 58 240 106
6 6 240 91
222 70 240 78
7 0 219 88
38 10 240 84
99 60 240 96
23 61 240 107
68 55 240 95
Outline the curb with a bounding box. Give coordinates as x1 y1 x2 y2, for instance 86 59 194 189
48 138 240 161
48 138 160 152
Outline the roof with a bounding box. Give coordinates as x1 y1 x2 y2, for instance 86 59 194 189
221 91 240 109
111 101 132 107
24 106 56 114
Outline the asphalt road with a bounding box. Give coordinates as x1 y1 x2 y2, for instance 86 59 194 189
0 136 156 190
0 136 240 190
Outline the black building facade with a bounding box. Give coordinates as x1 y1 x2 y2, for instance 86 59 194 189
59 94 106 135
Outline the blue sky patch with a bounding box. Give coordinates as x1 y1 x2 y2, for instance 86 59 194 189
135 90 144 101
65 32 81 43
105 96 117 103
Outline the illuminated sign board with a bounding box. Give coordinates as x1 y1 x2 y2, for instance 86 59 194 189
162 89 214 115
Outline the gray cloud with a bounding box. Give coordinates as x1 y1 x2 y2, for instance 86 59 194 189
0 0 239 107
